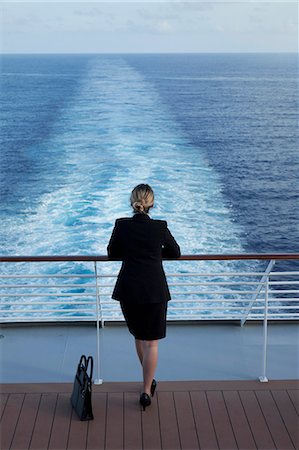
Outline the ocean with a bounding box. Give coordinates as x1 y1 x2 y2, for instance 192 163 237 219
0 53 298 316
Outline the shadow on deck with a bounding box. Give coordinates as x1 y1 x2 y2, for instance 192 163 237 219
1 380 298 450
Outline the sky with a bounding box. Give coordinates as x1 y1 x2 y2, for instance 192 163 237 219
0 1 298 53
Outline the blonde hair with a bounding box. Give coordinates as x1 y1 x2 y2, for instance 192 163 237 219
130 184 154 214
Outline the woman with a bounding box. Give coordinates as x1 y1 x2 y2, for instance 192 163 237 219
107 184 180 411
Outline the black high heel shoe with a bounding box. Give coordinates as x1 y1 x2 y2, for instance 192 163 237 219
150 379 157 397
140 393 151 411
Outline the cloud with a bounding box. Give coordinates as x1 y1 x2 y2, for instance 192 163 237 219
155 19 174 33
73 7 102 17
215 25 225 32
178 2 214 12
1 1 297 53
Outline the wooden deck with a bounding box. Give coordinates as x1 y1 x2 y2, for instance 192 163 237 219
1 380 298 450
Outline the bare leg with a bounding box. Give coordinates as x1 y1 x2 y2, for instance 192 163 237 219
142 340 158 395
135 339 158 394
135 339 144 366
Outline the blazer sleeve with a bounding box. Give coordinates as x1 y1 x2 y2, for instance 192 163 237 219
107 220 123 259
162 222 181 259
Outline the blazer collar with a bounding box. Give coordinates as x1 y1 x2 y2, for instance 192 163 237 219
133 213 151 221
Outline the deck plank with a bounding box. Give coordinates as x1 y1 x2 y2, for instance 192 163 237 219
67 409 89 450
191 391 219 450
123 392 142 450
223 390 256 450
0 393 8 420
174 391 199 449
105 392 124 450
48 393 72 450
10 393 41 450
157 391 181 450
29 393 57 450
0 393 25 450
287 389 299 415
207 391 238 450
255 390 295 450
86 393 107 450
141 394 162 450
271 390 299 450
1 379 298 394
239 390 275 450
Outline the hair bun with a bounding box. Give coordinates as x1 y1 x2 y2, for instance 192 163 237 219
133 201 144 212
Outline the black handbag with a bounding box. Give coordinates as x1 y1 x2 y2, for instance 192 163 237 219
70 354 94 421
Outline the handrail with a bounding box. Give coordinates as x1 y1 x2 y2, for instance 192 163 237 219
1 253 299 262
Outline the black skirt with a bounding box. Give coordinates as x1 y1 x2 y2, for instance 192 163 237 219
120 301 167 341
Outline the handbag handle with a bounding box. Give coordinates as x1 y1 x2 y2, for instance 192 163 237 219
78 354 87 371
85 356 94 380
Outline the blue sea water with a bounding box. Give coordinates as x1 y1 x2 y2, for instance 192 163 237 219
0 53 298 278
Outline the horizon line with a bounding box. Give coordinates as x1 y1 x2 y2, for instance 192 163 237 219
0 51 297 56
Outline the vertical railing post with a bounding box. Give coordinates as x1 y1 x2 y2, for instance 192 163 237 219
259 274 269 382
94 261 103 385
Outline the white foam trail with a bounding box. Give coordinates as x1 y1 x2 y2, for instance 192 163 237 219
2 55 246 281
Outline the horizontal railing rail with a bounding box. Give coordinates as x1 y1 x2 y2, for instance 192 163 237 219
1 253 298 262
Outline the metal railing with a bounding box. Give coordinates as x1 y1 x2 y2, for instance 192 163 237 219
0 253 298 323
1 253 298 383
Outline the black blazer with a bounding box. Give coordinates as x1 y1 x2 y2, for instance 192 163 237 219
107 214 181 304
